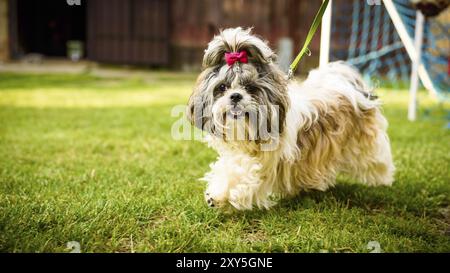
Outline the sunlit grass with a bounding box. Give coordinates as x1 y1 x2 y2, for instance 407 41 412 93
0 72 449 253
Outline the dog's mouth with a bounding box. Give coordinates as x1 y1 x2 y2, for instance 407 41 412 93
227 105 245 119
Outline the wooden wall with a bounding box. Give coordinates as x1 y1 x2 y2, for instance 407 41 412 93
6 0 323 70
169 0 323 71
87 0 170 65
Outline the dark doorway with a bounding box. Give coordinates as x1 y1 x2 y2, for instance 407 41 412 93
15 0 86 57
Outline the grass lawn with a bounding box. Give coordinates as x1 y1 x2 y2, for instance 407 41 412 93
0 72 449 253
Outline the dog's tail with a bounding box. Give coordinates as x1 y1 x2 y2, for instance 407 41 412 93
320 61 378 100
302 61 381 113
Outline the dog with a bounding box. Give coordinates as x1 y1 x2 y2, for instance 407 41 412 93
187 27 395 210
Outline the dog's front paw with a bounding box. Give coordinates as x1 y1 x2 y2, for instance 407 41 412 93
205 192 216 207
204 192 227 208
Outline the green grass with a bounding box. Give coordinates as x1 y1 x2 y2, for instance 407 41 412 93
0 72 449 253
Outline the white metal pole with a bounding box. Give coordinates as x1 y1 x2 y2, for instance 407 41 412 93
383 0 437 99
320 0 332 67
408 10 424 121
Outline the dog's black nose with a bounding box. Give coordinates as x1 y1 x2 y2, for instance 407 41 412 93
230 93 243 103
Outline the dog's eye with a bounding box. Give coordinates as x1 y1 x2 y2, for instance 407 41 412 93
245 85 257 93
217 84 227 92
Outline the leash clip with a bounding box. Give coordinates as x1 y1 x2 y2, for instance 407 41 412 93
287 69 294 80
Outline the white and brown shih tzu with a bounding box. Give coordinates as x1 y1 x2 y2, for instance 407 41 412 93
187 27 395 210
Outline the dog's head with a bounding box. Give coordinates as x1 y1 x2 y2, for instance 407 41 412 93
187 27 289 145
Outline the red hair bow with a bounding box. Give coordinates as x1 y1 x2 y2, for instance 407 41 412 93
225 51 248 66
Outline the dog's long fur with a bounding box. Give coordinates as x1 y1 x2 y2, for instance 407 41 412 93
187 28 395 210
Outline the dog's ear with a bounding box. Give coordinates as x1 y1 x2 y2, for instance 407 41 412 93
202 27 276 69
186 69 214 132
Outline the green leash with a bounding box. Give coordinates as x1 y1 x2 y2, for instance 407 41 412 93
287 0 330 80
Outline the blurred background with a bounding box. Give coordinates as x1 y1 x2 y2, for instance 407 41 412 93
0 0 448 92
0 0 324 71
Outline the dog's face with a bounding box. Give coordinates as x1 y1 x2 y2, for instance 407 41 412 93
187 28 289 143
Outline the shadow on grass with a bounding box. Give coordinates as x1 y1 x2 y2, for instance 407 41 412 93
279 181 448 218
216 180 448 223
